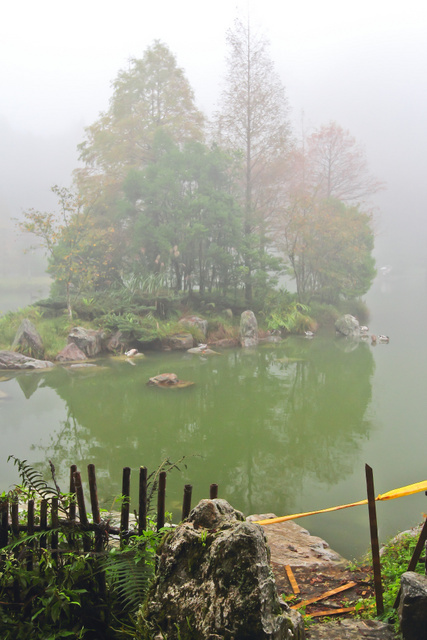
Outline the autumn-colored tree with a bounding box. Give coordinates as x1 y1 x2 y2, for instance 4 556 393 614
279 197 375 303
19 186 117 317
75 41 204 204
214 17 291 302
275 122 380 302
304 121 384 203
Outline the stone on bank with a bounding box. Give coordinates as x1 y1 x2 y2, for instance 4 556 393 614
143 499 304 640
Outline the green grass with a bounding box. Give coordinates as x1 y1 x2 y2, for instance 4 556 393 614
356 527 424 628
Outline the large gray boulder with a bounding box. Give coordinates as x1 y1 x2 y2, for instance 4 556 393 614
335 314 360 337
162 332 194 350
144 499 304 640
12 319 44 359
179 315 208 338
398 571 427 640
240 310 259 348
68 326 104 357
0 350 54 370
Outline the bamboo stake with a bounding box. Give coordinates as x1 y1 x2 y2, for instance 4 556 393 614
366 464 384 616
182 484 193 521
138 466 147 535
120 467 131 545
157 471 166 531
209 483 218 499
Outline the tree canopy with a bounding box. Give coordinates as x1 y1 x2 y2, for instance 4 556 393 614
20 35 380 316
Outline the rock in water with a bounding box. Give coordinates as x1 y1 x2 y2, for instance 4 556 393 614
0 351 54 370
240 310 259 348
335 314 360 337
143 499 304 640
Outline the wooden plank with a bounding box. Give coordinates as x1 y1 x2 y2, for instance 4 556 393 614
291 581 357 609
308 606 357 618
285 565 300 594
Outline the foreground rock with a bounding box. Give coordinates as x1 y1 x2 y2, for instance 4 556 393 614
240 309 259 348
12 319 44 359
398 571 427 640
144 499 304 640
0 350 54 370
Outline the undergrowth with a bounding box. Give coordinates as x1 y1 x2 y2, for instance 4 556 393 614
355 527 424 629
0 456 187 639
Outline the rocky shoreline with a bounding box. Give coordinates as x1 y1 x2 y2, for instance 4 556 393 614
253 513 397 639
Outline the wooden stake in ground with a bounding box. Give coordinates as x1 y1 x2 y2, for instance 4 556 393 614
365 464 384 616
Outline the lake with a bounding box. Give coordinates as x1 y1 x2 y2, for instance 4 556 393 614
1 266 426 561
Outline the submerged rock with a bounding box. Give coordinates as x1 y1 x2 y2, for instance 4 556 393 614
147 373 194 388
144 499 304 640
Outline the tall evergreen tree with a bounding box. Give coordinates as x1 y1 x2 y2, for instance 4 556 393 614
214 17 291 302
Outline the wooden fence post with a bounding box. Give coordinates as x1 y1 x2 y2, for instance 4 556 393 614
138 466 147 535
210 483 218 499
182 484 193 520
157 472 166 531
120 467 131 545
365 464 384 616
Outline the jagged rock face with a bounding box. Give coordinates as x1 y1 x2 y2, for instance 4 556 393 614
0 350 54 370
144 499 304 640
398 571 427 640
55 342 87 362
240 310 259 348
334 314 360 337
12 319 44 359
67 326 104 357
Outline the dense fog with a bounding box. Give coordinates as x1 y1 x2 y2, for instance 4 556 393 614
1 0 426 291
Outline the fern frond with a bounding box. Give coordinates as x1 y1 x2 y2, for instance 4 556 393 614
104 547 154 611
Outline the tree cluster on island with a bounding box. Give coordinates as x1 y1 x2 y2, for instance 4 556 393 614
19 19 382 323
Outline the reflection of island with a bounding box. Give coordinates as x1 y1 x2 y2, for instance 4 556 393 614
28 339 374 519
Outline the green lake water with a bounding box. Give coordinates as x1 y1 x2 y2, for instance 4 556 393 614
1 267 427 560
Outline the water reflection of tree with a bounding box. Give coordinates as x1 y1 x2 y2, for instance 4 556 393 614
32 340 374 517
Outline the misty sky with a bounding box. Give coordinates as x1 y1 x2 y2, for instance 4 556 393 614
2 0 426 267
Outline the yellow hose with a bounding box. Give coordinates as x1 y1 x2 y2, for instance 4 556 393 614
255 480 427 526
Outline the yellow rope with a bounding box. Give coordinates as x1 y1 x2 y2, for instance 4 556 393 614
255 480 427 526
